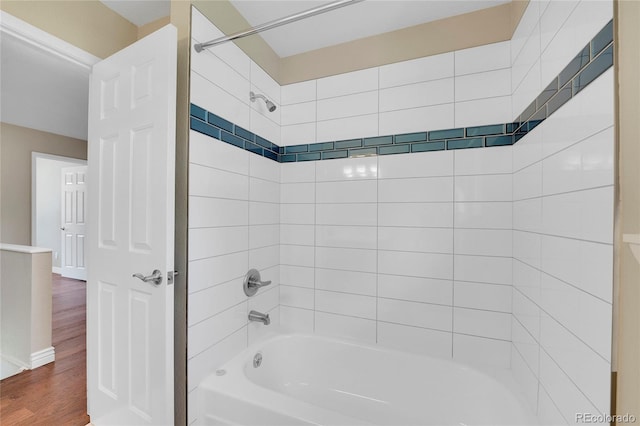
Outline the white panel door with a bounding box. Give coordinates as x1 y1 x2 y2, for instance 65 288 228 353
87 25 176 425
61 165 88 280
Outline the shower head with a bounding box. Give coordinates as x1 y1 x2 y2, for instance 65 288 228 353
250 91 276 112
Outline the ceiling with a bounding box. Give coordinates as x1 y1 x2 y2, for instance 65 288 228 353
1 0 509 141
100 0 510 57
229 0 510 57
0 32 90 140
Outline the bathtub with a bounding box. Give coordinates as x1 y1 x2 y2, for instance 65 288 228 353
197 332 538 425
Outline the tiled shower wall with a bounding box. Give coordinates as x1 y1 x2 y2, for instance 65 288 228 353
509 1 614 424
187 1 614 425
279 149 513 367
187 8 282 425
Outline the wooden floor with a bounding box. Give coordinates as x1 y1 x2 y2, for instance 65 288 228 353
0 274 90 425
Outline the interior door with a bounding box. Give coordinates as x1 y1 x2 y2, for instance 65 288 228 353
86 25 176 425
61 165 88 280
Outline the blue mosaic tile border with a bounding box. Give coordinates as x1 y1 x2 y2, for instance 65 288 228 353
189 20 613 163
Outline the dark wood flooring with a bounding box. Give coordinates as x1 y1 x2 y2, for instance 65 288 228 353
0 274 90 425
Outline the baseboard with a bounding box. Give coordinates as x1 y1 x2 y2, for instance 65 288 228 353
52 266 62 274
0 352 29 370
30 346 55 369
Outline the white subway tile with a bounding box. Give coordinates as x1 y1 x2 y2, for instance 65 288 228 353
316 225 377 250
513 21 541 93
280 101 315 126
189 164 248 200
188 301 247 358
454 229 512 257
455 96 512 128
539 1 579 53
511 0 539 63
249 201 279 226
542 187 614 244
189 197 248 228
316 203 377 226
249 177 279 203
454 281 511 313
513 260 541 309
454 255 511 285
379 103 454 135
377 322 452 359
538 351 601 424
539 272 612 361
378 227 453 254
454 145 512 176
189 251 247 293
280 204 314 224
455 41 510 76
316 290 377 320
314 311 376 343
188 226 248 261
540 313 610 414
513 125 543 172
315 268 377 296
280 224 314 246
317 113 379 141
317 68 378 99
187 327 246 392
281 122 316 146
191 47 249 103
281 80 316 105
540 69 613 158
280 285 314 310
542 128 614 196
378 274 452 306
248 285 279 313
250 61 280 104
281 182 315 203
453 307 511 340
249 224 279 249
280 244 314 267
280 306 314 333
512 58 541 120
537 385 569 426
513 288 541 340
317 91 378 121
540 234 613 304
191 7 224 45
316 156 378 182
280 162 315 183
378 298 452 332
316 247 377 273
188 278 246 326
250 153 279 183
190 72 250 130
379 177 453 203
513 162 543 201
316 180 377 203
248 246 279 271
513 198 543 233
280 265 314 288
453 334 511 369
454 202 512 229
250 108 280 145
379 78 453 112
454 174 512 202
513 230 542 270
378 250 453 280
512 317 540 376
379 52 453 88
378 150 453 179
510 343 540 413
455 69 511 102
379 202 454 228
189 131 249 175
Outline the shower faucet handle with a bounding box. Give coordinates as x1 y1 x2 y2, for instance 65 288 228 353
243 268 271 296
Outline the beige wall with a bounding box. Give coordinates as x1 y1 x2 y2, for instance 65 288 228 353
193 0 528 85
614 0 640 422
0 123 87 245
138 16 171 40
0 0 138 59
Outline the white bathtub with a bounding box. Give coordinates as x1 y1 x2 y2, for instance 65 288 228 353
197 332 538 425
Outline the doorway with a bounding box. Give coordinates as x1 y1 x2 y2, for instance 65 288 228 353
31 153 87 277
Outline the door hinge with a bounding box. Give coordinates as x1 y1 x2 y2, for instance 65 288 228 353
167 270 179 285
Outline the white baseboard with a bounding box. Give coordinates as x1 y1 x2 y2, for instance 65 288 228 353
52 266 62 274
30 346 55 369
0 352 29 370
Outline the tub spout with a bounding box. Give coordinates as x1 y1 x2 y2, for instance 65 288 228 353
248 310 270 325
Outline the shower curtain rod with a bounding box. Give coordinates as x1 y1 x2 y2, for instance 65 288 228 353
194 0 365 53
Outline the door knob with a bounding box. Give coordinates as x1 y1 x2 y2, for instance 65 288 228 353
132 269 163 286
